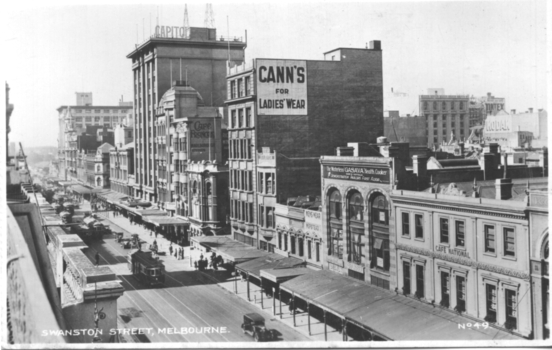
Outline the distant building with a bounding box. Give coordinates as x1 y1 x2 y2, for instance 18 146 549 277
420 89 470 147
383 111 427 146
483 109 548 149
469 92 506 127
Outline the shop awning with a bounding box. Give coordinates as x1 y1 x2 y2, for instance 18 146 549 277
260 267 314 283
97 190 128 203
58 181 79 187
236 255 306 279
70 185 102 195
135 209 167 216
142 215 189 227
190 236 270 263
280 270 521 341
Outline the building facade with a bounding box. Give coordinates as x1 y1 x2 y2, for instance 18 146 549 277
420 89 470 147
383 111 428 146
391 186 535 338
226 42 384 249
110 142 134 196
127 26 245 203
468 92 506 127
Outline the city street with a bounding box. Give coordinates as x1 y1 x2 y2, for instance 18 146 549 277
83 208 310 343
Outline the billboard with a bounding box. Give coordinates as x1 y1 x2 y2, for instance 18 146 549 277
484 115 512 134
189 120 216 161
323 165 391 184
256 59 307 115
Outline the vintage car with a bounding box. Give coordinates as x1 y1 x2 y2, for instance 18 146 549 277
120 239 132 249
241 313 275 342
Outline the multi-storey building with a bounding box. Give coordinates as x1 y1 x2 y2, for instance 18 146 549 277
225 42 384 249
391 176 548 339
153 81 229 242
469 92 506 127
383 111 427 146
110 114 135 196
56 93 131 179
127 26 245 203
420 89 470 147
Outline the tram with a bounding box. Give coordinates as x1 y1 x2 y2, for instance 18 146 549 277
127 250 165 287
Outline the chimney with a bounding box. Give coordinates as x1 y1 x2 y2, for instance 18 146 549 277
369 40 381 50
495 178 513 200
487 92 492 98
336 147 355 157
413 155 428 190
529 108 533 113
510 109 516 115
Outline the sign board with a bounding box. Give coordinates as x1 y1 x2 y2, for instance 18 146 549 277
256 59 307 115
190 120 216 161
323 165 390 184
484 115 512 134
304 210 321 235
154 25 189 39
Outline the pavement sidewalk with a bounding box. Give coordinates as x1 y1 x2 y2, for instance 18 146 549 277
95 207 343 342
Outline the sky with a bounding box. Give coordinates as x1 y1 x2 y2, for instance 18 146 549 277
2 0 548 148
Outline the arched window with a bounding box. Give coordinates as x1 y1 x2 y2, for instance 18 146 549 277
96 177 102 187
329 190 342 219
348 192 364 264
192 181 198 196
206 182 212 196
349 192 364 221
371 195 389 225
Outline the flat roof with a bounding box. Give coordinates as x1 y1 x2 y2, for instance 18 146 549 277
235 255 305 279
127 37 246 59
260 266 314 283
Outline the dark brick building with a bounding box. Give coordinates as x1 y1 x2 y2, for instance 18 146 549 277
225 41 384 249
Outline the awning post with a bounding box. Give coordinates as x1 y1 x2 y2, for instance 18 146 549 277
234 272 238 294
307 302 311 336
272 287 276 316
279 289 282 319
324 310 327 341
342 319 347 341
260 278 263 309
292 293 296 327
247 272 250 301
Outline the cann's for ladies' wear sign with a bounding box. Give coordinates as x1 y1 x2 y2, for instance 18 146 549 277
323 165 390 184
256 59 307 115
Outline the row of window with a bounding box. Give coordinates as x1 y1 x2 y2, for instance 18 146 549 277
230 108 253 129
230 199 254 223
258 205 274 228
75 116 120 122
278 232 321 262
229 76 252 100
402 214 517 257
73 109 128 114
230 170 253 191
172 137 187 153
329 190 388 225
229 138 253 159
258 172 275 195
423 101 466 111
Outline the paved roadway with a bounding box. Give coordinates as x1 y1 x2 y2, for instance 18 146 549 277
85 213 309 343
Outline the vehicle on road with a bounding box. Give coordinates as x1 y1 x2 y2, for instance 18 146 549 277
127 250 165 287
241 313 275 342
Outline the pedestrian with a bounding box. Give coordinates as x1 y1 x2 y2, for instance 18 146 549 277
169 244 173 256
289 300 295 315
95 251 100 267
180 248 184 260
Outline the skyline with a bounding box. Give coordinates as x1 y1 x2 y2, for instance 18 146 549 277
3 0 548 148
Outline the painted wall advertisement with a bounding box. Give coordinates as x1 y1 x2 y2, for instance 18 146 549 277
190 120 216 161
323 165 390 184
484 115 512 134
256 59 307 115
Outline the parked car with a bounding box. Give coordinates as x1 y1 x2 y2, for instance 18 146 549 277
241 313 275 342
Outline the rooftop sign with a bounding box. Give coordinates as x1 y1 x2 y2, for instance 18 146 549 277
154 25 189 39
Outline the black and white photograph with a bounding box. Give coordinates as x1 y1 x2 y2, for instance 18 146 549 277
2 0 549 347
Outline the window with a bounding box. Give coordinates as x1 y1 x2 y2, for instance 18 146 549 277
433 101 437 110
442 102 446 110
231 110 236 129
440 218 449 244
459 101 464 110
455 221 465 247
245 108 252 127
505 289 517 329
403 261 411 295
284 234 288 251
244 76 250 96
267 208 274 228
75 117 83 122
230 80 236 99
238 109 244 128
329 190 342 219
94 116 101 123
308 240 312 259
402 212 410 236
441 271 450 307
456 276 466 312
315 242 320 262
278 232 282 249
291 236 296 255
485 284 497 322
451 101 455 110
85 116 92 122
373 238 389 271
423 101 428 110
298 238 304 257
415 214 423 239
330 228 343 259
504 228 515 257
484 225 496 253
349 192 363 221
371 195 388 225
238 78 244 97
416 265 425 298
